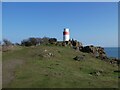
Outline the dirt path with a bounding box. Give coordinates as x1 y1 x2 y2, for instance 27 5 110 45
2 59 24 88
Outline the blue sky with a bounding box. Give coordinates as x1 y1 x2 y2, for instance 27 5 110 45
2 2 118 47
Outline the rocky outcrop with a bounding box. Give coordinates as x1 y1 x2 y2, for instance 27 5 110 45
81 45 107 60
51 39 117 61
55 39 83 49
71 40 82 47
71 40 83 51
109 58 120 66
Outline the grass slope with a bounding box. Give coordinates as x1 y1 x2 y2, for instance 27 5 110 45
3 45 118 88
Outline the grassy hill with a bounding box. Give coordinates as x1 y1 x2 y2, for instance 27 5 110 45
2 45 119 88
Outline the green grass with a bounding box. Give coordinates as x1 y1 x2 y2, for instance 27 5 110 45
3 45 119 88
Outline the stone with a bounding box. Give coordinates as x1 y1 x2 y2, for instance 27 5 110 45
62 42 67 47
47 53 54 57
73 55 84 61
89 71 102 76
44 49 47 52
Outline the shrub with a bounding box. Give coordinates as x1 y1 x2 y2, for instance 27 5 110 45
21 37 38 46
3 39 12 46
40 37 50 44
49 38 57 44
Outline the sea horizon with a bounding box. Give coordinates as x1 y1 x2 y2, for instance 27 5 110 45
104 47 119 59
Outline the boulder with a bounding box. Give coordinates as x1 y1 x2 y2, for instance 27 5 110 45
62 42 67 47
44 49 47 52
79 46 84 51
48 53 54 57
71 40 82 47
109 59 119 65
73 55 84 61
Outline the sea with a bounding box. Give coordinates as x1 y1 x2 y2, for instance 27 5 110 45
104 47 119 59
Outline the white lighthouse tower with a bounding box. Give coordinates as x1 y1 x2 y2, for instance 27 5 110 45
63 28 70 41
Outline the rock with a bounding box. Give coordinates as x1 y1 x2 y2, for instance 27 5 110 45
73 55 84 61
55 40 83 49
89 71 102 76
44 49 47 52
81 46 93 53
96 71 101 76
81 45 107 60
112 58 120 65
62 42 67 47
47 53 54 57
38 52 54 58
73 46 79 51
79 46 84 51
71 39 83 48
109 59 119 65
